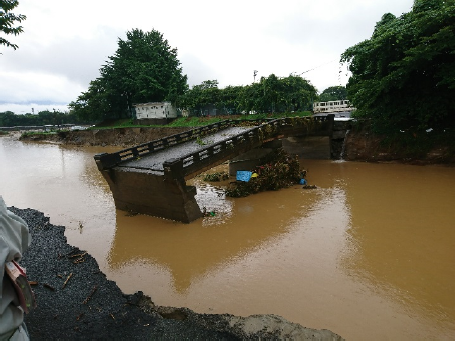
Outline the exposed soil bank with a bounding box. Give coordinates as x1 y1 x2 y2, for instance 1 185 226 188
343 129 455 165
12 206 343 340
19 125 455 164
20 127 192 148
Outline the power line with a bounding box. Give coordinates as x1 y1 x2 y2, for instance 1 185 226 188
298 60 337 75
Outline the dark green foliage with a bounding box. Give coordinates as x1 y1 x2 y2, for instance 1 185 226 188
180 74 317 116
0 0 26 50
238 74 317 114
69 29 187 122
203 172 230 182
225 149 301 197
179 80 222 116
380 128 455 160
341 0 455 134
318 86 347 102
0 109 82 126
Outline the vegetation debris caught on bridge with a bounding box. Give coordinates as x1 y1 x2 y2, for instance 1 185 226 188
204 149 304 198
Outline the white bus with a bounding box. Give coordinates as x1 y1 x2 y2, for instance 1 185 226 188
313 100 354 113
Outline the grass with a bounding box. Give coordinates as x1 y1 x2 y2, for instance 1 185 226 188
92 111 313 129
21 131 60 137
16 111 313 136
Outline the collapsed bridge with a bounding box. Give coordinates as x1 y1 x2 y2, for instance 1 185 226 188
94 115 334 223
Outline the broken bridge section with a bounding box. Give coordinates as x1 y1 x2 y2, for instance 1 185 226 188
94 115 334 223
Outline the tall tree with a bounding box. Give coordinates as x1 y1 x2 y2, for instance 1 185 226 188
240 74 316 113
318 86 347 102
280 74 317 112
70 29 188 122
341 0 455 133
219 85 243 115
179 80 220 116
0 0 26 50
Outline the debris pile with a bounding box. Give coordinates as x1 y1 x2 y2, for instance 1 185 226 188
226 149 302 197
203 171 230 182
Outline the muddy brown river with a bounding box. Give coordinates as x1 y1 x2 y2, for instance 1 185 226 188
1 136 454 340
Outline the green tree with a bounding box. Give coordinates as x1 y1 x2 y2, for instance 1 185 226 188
179 74 316 116
219 85 243 114
69 78 112 122
0 109 82 126
318 86 347 102
341 0 455 133
239 74 316 114
179 80 221 116
70 29 188 122
238 81 264 114
280 74 317 112
0 111 15 126
0 0 26 51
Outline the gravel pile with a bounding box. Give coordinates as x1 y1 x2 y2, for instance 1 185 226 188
11 207 238 340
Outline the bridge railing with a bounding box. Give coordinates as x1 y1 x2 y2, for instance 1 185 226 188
163 119 284 179
94 118 269 171
95 115 333 172
163 115 334 179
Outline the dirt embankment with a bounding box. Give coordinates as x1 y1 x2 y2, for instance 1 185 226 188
18 125 454 165
20 127 192 148
344 130 455 165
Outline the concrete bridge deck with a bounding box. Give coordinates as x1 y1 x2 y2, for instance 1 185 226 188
119 126 249 173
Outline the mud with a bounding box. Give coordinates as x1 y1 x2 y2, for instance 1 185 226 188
343 127 455 164
20 127 191 148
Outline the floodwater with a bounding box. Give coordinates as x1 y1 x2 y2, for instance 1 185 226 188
1 135 454 340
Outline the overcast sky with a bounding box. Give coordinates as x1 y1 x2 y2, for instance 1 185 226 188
0 0 414 114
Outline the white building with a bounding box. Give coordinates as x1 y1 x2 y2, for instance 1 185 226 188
313 100 355 113
134 102 177 120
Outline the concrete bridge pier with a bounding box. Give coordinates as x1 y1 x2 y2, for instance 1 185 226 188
229 140 283 176
97 164 202 223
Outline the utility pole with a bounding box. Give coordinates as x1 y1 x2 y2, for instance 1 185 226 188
253 70 258 83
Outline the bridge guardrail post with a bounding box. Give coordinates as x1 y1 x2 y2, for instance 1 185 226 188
94 153 122 171
163 158 184 180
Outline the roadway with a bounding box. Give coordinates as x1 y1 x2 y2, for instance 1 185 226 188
119 126 249 172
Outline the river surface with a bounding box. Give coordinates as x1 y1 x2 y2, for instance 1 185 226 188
1 135 454 340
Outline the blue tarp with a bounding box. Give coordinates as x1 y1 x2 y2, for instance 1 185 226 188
236 171 252 182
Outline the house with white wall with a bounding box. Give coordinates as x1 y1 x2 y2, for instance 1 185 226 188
134 102 177 119
313 100 355 114
133 101 178 125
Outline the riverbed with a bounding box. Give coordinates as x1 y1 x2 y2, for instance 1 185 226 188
1 135 454 340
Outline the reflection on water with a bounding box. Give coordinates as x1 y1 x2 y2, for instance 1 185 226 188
341 162 455 330
108 182 319 294
1 136 454 340
0 137 120 268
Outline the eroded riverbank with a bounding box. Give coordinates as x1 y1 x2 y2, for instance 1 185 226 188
17 125 455 165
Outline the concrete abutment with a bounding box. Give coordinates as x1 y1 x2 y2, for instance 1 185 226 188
99 167 202 223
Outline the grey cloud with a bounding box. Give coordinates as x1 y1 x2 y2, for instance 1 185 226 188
2 27 122 88
264 3 411 57
180 53 220 87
